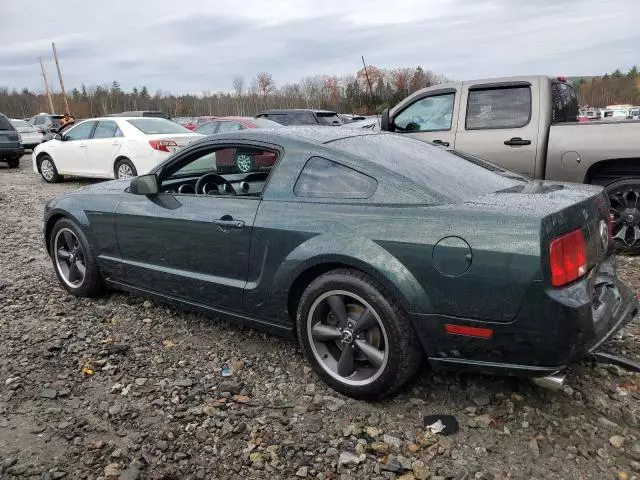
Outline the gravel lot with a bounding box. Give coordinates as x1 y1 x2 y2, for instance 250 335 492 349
1 154 640 480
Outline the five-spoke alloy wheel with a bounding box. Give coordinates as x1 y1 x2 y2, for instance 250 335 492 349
54 228 87 288
297 269 422 399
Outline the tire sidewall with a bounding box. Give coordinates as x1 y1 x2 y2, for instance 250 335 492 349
115 158 137 179
296 271 410 399
49 218 103 297
605 177 640 255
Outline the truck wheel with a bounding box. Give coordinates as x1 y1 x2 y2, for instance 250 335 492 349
39 155 60 183
605 177 640 255
296 269 423 399
7 157 20 168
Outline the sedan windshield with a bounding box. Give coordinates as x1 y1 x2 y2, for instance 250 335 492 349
127 118 192 135
330 134 521 201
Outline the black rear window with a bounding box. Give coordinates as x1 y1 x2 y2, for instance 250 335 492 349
0 115 15 130
330 134 520 201
551 82 578 123
316 112 342 125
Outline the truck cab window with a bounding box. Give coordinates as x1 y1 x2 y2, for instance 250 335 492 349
394 94 454 132
466 86 531 129
550 82 578 123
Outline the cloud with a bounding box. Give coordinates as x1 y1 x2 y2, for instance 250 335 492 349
1 0 638 93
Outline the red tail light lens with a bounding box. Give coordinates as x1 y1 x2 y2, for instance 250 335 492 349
549 229 587 287
149 139 178 152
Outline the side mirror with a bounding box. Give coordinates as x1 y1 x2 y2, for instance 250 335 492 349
380 108 393 132
130 174 158 195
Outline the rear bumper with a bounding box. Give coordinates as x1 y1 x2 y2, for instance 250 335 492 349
0 145 24 158
412 257 639 377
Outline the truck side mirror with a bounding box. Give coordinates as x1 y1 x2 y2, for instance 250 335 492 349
380 108 393 131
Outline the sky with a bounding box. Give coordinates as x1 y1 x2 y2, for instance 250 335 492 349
1 0 638 95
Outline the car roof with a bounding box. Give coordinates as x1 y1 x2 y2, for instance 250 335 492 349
258 109 337 114
210 125 381 145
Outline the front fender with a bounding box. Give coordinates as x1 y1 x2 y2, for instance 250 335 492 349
268 233 432 316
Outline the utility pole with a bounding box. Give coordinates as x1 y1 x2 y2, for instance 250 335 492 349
51 42 70 113
39 57 55 114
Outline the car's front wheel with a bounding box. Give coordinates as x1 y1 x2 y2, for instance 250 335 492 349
7 156 20 168
296 269 423 399
39 155 60 183
115 158 137 179
49 218 103 297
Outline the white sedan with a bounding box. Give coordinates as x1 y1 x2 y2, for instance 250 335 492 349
32 117 202 182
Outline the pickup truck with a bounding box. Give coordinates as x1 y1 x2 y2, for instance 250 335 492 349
378 76 640 253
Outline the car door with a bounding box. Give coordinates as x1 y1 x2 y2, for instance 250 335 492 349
113 141 278 311
393 88 460 148
54 121 97 175
85 120 124 177
453 81 540 178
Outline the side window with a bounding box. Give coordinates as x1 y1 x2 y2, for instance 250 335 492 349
268 114 287 125
34 116 44 125
64 121 95 141
394 93 455 132
218 122 244 132
92 121 120 139
550 82 578 123
196 122 219 135
466 86 531 129
294 157 377 199
161 146 279 196
289 112 317 125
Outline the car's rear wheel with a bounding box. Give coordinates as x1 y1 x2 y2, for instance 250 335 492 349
296 269 423 399
49 218 103 297
115 158 137 179
39 155 60 183
7 156 20 168
605 177 640 255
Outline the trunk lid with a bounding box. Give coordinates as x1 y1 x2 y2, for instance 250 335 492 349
469 181 611 280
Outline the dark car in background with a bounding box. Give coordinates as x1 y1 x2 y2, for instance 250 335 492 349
43 127 637 398
0 113 24 168
29 113 65 134
256 109 342 126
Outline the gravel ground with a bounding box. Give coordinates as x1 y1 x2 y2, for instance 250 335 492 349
1 154 640 480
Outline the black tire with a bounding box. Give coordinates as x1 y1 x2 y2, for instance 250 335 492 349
39 154 60 183
7 156 20 168
296 268 423 399
114 158 137 179
604 177 640 255
49 217 103 297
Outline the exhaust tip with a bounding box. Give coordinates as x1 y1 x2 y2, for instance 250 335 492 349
532 373 566 391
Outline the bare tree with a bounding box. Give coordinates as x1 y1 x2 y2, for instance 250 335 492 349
255 72 275 98
232 76 244 97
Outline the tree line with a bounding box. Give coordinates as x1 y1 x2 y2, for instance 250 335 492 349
574 66 640 107
0 66 447 119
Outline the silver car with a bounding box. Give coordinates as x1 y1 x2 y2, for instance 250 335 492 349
11 119 43 149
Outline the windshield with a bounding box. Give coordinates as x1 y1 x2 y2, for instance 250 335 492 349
316 112 342 125
127 118 192 135
330 134 520 201
252 118 283 128
11 120 30 128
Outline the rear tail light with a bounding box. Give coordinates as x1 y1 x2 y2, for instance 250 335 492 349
549 229 587 287
36 128 43 134
149 139 178 152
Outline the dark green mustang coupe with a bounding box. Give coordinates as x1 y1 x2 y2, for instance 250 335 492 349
44 127 638 398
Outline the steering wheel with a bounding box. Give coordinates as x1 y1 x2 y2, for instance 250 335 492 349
195 173 236 195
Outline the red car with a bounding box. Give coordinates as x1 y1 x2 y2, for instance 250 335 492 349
195 117 282 173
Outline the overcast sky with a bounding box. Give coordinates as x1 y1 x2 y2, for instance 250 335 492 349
1 0 638 94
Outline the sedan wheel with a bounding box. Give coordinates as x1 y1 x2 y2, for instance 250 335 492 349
297 269 422 399
49 218 103 297
606 178 640 254
235 154 253 173
54 228 87 289
115 159 137 179
39 155 60 183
